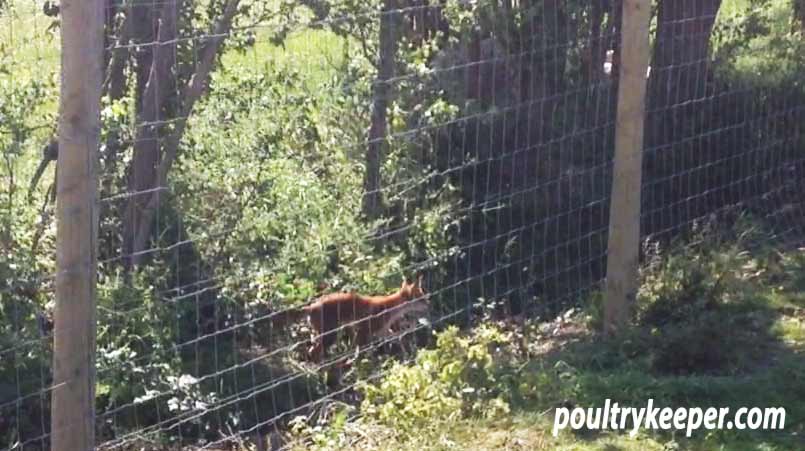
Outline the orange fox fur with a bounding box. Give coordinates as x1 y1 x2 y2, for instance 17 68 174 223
300 276 429 362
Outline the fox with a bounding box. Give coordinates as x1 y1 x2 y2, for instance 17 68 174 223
272 276 430 363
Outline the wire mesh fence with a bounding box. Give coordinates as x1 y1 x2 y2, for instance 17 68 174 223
1 0 804 449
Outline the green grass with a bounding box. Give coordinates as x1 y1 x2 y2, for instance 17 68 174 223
1 0 344 128
0 2 60 128
720 0 752 18
0 1 60 75
221 27 347 92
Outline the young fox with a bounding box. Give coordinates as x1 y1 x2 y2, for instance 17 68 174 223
300 276 429 362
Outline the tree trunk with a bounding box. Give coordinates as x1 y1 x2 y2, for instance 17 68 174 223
649 0 722 111
520 0 567 139
644 0 722 237
794 0 805 30
129 0 241 266
122 2 158 263
608 0 623 81
362 0 400 219
123 0 181 261
505 0 571 179
585 1 606 84
100 6 132 261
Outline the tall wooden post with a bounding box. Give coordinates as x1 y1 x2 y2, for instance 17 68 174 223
604 0 652 335
51 0 104 448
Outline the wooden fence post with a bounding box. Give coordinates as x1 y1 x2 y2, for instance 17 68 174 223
51 0 104 448
604 0 652 335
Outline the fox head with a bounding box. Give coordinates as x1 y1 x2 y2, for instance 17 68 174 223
400 274 428 303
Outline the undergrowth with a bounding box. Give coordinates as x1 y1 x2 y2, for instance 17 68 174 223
285 220 805 450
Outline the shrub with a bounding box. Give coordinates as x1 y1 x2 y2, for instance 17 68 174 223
359 324 516 435
635 219 779 374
